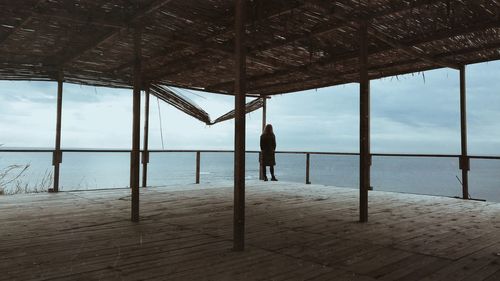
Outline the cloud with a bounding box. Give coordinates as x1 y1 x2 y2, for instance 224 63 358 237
0 60 499 156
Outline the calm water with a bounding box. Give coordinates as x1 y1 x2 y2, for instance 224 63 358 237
1 152 499 202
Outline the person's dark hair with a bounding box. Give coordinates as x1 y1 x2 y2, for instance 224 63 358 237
264 124 274 135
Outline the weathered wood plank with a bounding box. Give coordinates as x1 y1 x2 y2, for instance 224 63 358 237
1 181 499 280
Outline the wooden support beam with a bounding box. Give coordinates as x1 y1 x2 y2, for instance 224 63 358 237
233 0 246 252
196 151 201 184
142 87 150 188
261 96 267 133
51 71 63 193
130 28 142 222
459 65 469 199
359 21 370 223
259 95 267 180
306 153 311 185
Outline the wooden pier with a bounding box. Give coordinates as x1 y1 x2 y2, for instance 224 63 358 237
1 182 499 281
3 0 500 250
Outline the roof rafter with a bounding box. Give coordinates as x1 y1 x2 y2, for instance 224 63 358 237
0 0 47 46
0 17 33 46
143 43 289 83
369 25 460 69
206 19 500 92
1 0 499 93
309 0 460 69
31 9 124 29
331 14 460 70
143 0 446 82
112 1 309 74
252 41 500 95
253 0 446 53
55 0 175 67
158 82 260 97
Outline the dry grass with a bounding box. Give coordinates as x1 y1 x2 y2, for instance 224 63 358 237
0 144 51 195
0 163 52 195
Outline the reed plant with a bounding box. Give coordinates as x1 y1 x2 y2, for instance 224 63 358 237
0 144 52 195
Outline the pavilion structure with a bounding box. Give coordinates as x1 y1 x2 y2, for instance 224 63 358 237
1 0 500 251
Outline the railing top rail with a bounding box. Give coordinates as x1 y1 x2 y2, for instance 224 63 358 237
372 153 461 158
0 148 500 160
468 155 500 160
0 149 55 153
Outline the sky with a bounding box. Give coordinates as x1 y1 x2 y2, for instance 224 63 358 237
0 60 499 155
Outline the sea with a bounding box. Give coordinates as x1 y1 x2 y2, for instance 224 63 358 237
1 151 500 202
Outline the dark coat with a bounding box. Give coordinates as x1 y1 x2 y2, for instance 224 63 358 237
260 133 276 166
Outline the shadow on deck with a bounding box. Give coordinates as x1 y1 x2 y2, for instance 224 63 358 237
1 181 500 281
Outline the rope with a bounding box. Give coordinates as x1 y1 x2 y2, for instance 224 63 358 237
455 175 471 199
156 97 165 150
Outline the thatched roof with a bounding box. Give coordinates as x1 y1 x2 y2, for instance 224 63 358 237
1 0 499 96
150 84 263 124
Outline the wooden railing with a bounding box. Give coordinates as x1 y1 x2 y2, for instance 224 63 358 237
1 148 500 192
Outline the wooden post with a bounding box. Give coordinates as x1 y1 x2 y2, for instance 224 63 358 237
130 28 142 222
262 95 267 132
306 153 311 184
233 0 246 252
259 95 267 180
142 87 150 188
52 71 63 193
359 21 370 223
459 65 469 199
196 151 201 184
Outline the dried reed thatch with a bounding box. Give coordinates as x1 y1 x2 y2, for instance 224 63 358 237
212 97 264 124
150 84 211 124
0 0 499 95
150 84 263 124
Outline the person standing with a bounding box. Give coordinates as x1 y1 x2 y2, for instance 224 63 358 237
260 124 278 181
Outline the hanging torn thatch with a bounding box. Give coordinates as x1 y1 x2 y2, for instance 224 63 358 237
150 84 264 125
150 84 211 125
211 98 264 125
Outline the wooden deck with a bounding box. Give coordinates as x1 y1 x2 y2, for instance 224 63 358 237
1 181 500 281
